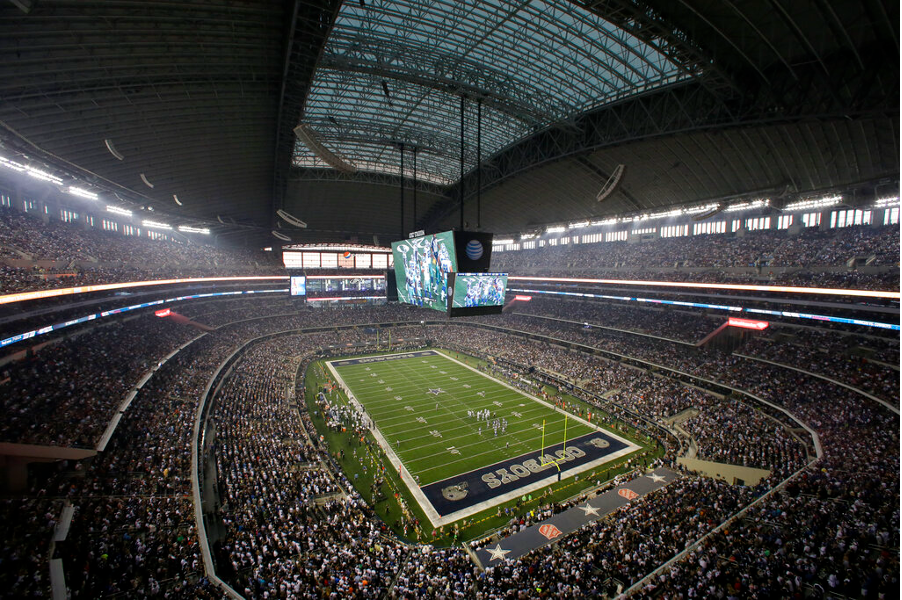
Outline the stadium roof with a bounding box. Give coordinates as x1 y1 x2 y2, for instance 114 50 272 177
294 0 691 184
0 0 897 245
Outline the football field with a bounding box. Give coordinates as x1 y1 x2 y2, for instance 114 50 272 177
326 349 640 525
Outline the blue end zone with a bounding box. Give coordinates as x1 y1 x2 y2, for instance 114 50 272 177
329 350 438 368
421 430 630 517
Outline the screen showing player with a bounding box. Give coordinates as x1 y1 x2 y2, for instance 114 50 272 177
449 273 508 308
289 276 307 296
391 231 457 311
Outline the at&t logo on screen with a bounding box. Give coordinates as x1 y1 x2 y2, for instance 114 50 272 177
465 239 483 260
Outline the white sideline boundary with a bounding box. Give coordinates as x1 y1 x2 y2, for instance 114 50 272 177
325 350 641 528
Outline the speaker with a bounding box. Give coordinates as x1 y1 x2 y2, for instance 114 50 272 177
386 270 399 302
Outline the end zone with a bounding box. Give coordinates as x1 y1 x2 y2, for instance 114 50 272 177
422 429 635 522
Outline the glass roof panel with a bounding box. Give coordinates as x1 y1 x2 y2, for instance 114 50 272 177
294 0 693 183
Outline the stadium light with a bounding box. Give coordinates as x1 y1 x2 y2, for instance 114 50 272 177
519 233 537 240
142 220 171 230
568 221 589 229
783 196 841 211
874 196 899 208
624 204 717 223
546 225 566 233
724 199 769 212
106 205 132 216
67 186 98 201
680 203 720 216
25 165 63 185
492 239 515 245
0 156 26 172
178 225 210 234
0 156 66 186
590 218 617 227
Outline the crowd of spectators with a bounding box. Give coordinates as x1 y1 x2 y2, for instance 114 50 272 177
0 316 200 448
511 297 719 343
777 327 900 365
741 333 900 406
475 475 757 598
638 354 899 598
0 262 288 295
471 312 711 373
0 295 896 598
494 223 899 270
0 497 63 598
492 223 899 290
48 328 253 598
682 398 805 476
0 206 278 267
390 546 478 599
211 336 408 598
766 225 900 267
3 203 899 299
180 299 422 331
0 206 284 294
0 301 433 451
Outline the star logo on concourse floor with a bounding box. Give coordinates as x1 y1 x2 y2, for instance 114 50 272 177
486 544 511 562
578 502 600 517
647 473 666 483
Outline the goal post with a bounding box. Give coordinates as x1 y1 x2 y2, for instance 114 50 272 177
540 414 569 481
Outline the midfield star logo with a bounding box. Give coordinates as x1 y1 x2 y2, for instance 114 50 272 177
538 524 562 540
427 388 445 395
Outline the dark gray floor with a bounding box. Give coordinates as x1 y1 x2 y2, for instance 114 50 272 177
475 467 680 567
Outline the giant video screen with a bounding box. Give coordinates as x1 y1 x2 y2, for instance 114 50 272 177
391 232 457 311
449 273 508 309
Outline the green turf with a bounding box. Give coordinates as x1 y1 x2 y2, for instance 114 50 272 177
329 350 598 486
306 348 660 545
